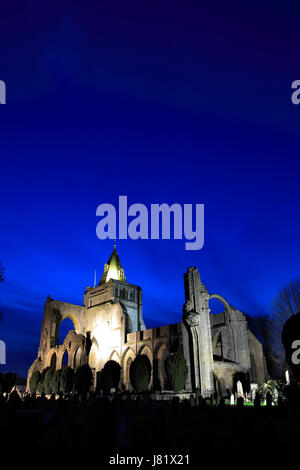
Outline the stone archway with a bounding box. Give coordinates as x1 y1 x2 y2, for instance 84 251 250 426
61 349 69 368
89 339 99 370
110 350 121 364
122 347 136 391
154 342 169 391
56 314 80 346
50 352 57 369
209 294 231 320
73 347 83 368
212 331 223 359
45 348 58 369
137 345 153 389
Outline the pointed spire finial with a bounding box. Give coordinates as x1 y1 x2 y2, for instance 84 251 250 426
99 243 126 285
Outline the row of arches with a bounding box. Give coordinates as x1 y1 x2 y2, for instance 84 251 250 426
47 322 173 391
46 325 86 371
89 341 171 391
46 345 84 370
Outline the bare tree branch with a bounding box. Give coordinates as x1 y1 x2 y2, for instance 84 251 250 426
269 277 300 373
249 315 282 377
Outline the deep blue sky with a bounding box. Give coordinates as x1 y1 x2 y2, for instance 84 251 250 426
1 1 300 377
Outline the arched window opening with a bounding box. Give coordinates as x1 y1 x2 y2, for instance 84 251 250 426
213 333 223 360
88 344 99 370
74 347 82 369
209 298 225 315
58 318 76 345
50 353 57 370
62 350 69 368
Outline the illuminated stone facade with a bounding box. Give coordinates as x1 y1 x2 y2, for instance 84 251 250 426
27 248 267 396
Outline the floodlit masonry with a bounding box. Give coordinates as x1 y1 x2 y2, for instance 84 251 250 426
27 245 267 395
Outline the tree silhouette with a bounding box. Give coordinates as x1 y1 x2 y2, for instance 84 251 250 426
269 277 300 374
164 352 188 392
29 371 41 393
50 369 61 394
60 366 74 394
74 364 93 396
282 311 300 382
130 354 151 393
99 360 121 394
248 315 281 378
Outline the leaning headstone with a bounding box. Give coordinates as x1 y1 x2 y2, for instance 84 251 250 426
237 380 244 398
285 370 290 385
250 383 258 402
273 388 278 405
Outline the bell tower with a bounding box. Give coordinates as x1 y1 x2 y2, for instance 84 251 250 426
84 245 146 332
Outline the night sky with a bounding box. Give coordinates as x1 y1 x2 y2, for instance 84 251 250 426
1 2 300 377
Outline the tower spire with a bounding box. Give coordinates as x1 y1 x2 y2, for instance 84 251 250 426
99 244 126 285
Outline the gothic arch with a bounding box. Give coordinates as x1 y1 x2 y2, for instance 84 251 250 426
73 347 83 368
55 314 80 347
209 294 230 311
209 294 232 324
60 313 80 334
122 347 136 390
61 349 69 368
45 348 58 369
212 327 236 362
53 330 86 369
212 330 221 348
137 345 153 388
212 331 223 359
89 338 100 370
137 345 153 364
154 342 169 391
110 350 121 364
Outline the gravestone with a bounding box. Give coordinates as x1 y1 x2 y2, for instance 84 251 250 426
236 380 244 398
250 383 258 402
285 369 290 385
273 388 278 405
